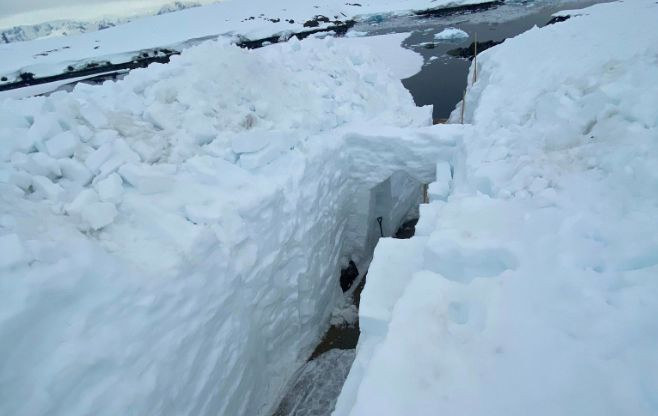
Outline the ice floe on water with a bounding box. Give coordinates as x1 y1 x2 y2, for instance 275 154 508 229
434 27 468 40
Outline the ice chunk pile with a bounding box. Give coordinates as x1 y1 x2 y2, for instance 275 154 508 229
0 33 441 416
335 1 658 415
0 33 427 237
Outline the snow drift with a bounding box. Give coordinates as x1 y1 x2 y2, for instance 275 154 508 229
335 1 658 415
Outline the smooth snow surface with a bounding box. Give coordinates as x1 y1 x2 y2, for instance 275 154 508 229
0 0 482 81
0 32 468 416
335 1 658 415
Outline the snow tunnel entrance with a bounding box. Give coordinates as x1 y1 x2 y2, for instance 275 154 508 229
367 171 423 254
272 171 424 416
341 170 423 292
268 128 458 416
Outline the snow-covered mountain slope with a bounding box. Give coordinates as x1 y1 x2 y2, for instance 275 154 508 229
0 0 485 84
335 1 658 415
0 2 204 44
0 32 452 416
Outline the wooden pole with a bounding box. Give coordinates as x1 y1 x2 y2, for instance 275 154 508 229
473 32 478 84
460 89 466 124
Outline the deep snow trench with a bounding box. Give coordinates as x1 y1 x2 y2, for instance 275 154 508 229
1 1 633 415
272 217 420 416
266 131 456 416
269 2 616 414
0 32 457 416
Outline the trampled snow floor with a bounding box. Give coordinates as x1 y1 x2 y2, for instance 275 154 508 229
334 1 658 415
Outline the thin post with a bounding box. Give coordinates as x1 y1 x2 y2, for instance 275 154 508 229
422 183 429 203
473 32 478 84
460 89 466 124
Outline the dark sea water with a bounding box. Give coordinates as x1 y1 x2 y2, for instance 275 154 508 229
355 0 611 120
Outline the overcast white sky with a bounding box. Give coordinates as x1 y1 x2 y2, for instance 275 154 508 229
1 0 127 16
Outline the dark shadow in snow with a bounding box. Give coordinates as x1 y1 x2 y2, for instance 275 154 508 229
272 217 418 416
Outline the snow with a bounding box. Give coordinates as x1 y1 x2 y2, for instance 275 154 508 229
31 175 64 200
80 202 118 230
65 188 100 216
275 349 357 416
59 157 93 185
3 0 655 414
44 131 77 158
0 0 484 83
433 27 468 40
95 173 124 202
0 32 456 416
427 161 451 201
330 297 359 327
335 1 658 415
0 233 27 269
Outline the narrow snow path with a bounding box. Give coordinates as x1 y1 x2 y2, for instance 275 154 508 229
273 217 420 416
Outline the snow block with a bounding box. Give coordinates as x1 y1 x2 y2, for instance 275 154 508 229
65 188 100 216
118 164 171 194
233 131 298 170
359 237 427 332
27 113 64 152
80 202 118 230
13 152 62 179
8 171 32 191
231 131 271 154
95 173 124 203
59 158 93 185
31 175 64 200
0 233 27 269
0 111 30 129
84 142 113 174
428 161 452 201
79 102 109 128
44 131 77 158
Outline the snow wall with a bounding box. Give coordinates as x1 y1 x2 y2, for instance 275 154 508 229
334 1 658 415
0 34 464 416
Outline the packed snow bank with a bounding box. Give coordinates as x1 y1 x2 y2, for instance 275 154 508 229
335 1 658 415
0 0 486 83
0 33 465 416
